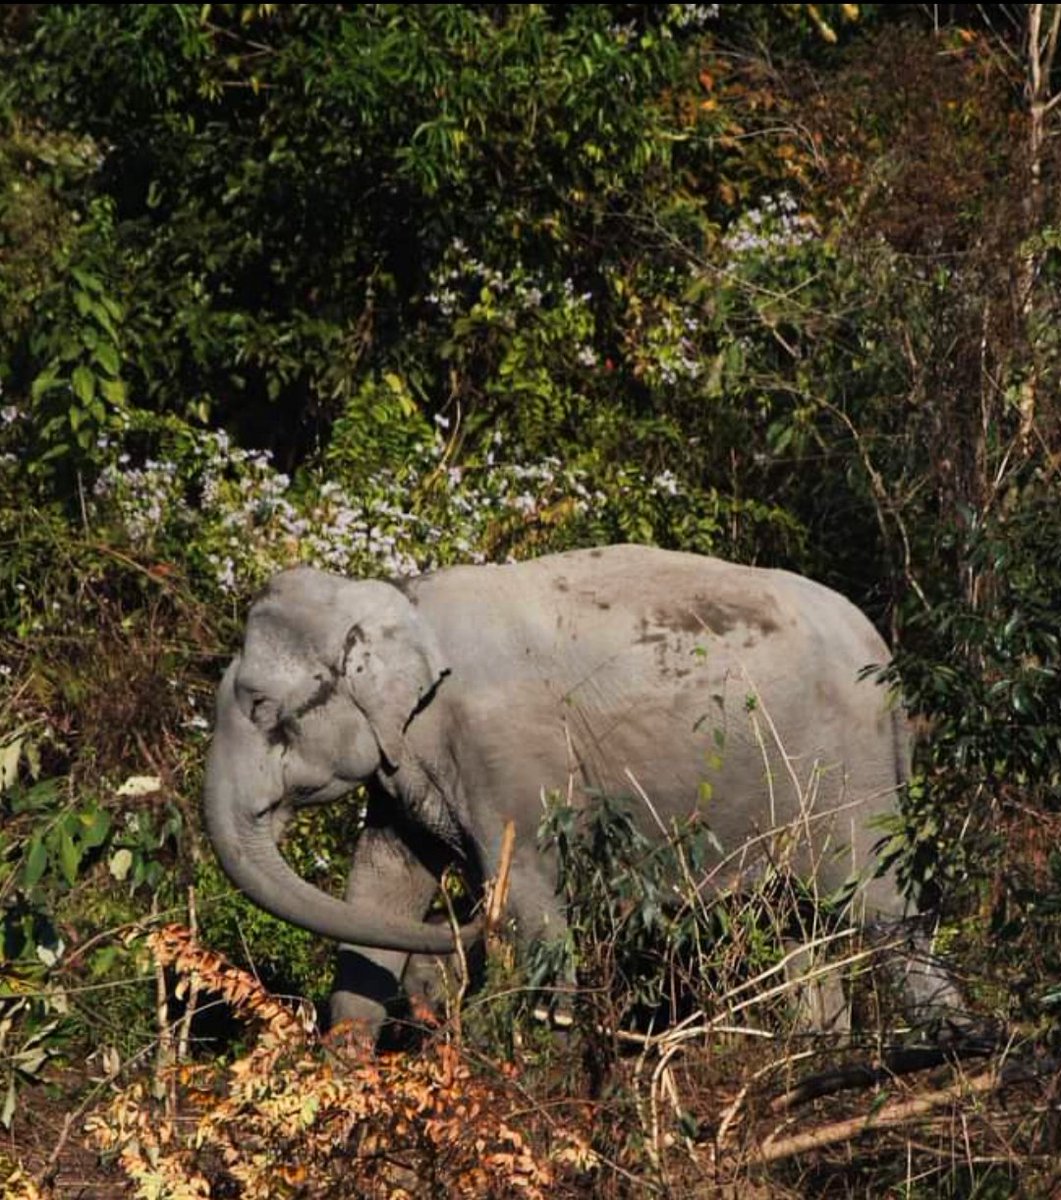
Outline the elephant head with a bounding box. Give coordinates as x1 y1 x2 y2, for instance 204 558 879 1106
203 567 469 955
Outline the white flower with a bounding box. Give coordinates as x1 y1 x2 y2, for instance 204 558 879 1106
653 471 681 497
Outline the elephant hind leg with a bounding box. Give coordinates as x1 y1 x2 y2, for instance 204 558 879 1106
889 925 969 1032
782 937 852 1036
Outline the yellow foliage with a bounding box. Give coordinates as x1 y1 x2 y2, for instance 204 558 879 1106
2 1166 47 1200
86 927 586 1199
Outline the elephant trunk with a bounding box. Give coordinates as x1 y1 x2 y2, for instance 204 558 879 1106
203 666 471 956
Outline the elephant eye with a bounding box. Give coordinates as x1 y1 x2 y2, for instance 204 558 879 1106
249 695 287 737
270 713 301 746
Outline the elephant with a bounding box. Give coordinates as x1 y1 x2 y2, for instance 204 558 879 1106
203 543 943 1039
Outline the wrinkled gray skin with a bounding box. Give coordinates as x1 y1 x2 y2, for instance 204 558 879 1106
204 545 920 1037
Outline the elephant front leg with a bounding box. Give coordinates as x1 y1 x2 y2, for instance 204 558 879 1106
329 824 443 1041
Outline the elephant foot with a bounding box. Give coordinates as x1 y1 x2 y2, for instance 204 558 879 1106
783 938 852 1037
329 991 389 1044
323 1017 380 1058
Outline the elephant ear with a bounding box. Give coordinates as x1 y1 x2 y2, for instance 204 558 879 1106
336 583 448 770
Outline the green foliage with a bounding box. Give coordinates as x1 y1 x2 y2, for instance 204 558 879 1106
2 4 713 458
0 764 185 1121
532 792 793 1031
886 497 1061 1027
27 250 128 477
1 3 1060 1188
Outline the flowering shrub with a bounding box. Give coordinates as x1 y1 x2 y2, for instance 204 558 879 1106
722 192 818 259
87 415 746 602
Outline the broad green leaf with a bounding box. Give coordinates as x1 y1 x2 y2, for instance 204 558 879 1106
11 778 61 814
100 378 128 407
30 368 61 400
71 366 96 405
71 266 104 295
80 808 111 850
58 828 81 886
58 336 84 364
89 945 120 976
93 342 121 375
89 300 117 341
23 835 48 889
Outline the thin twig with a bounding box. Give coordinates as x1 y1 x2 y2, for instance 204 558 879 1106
152 896 175 1114
439 872 469 1044
176 886 200 1064
716 1081 752 1153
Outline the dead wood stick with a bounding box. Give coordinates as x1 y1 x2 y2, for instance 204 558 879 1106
770 1040 999 1112
754 1068 999 1165
485 820 516 946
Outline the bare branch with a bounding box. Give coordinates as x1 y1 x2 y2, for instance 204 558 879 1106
754 1068 1000 1165
1040 3 1061 81
1028 5 1044 98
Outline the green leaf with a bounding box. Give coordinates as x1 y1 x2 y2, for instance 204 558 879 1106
89 300 118 341
93 343 121 376
30 368 61 400
100 378 128 407
80 808 111 851
23 835 48 889
11 779 61 814
89 945 120 977
70 266 104 295
99 294 123 323
58 829 81 886
71 366 96 405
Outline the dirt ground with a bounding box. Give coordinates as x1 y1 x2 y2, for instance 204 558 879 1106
3 1065 128 1199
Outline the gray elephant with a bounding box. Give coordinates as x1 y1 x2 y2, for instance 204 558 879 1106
203 544 926 1038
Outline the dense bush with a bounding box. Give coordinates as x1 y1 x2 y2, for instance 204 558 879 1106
1 3 1061 1195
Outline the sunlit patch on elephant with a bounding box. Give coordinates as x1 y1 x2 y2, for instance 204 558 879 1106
202 544 960 1041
